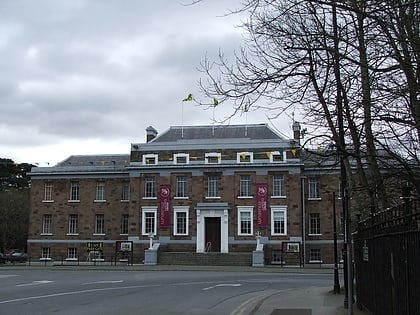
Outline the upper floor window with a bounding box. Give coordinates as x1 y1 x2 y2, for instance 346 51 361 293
174 153 189 164
69 182 80 201
144 176 156 198
237 206 253 236
239 175 252 197
121 182 130 201
120 214 129 235
143 154 158 165
271 206 287 236
205 152 221 164
308 178 320 199
237 152 253 163
272 175 285 197
42 214 52 235
95 214 105 235
43 182 53 201
270 151 286 163
173 206 189 235
142 207 157 236
207 175 219 198
95 182 106 201
68 214 78 235
176 176 188 198
309 213 321 235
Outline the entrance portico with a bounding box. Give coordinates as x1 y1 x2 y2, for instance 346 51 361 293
195 203 229 253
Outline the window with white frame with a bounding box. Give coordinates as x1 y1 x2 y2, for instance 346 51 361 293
207 175 219 198
142 207 157 235
67 247 78 260
238 206 253 236
68 214 78 235
121 182 130 201
95 214 105 235
272 175 285 197
95 182 106 201
237 152 253 163
176 176 188 198
309 213 321 235
41 247 51 260
205 152 221 164
42 214 52 235
239 175 252 197
120 214 129 235
308 178 320 199
69 182 79 201
270 151 286 163
144 176 156 198
174 153 189 164
271 206 287 235
143 154 158 165
173 207 189 235
43 182 53 201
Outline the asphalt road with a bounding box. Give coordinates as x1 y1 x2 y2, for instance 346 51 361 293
0 268 335 315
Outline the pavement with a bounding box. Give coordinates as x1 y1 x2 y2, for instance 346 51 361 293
3 263 370 315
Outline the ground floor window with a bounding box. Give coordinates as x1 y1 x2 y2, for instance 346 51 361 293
173 206 189 235
41 247 51 260
67 248 78 260
309 249 322 262
237 206 253 236
142 207 157 236
271 206 287 235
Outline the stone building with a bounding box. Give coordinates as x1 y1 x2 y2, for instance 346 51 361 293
27 123 342 265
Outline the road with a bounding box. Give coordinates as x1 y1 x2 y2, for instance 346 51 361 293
0 268 336 315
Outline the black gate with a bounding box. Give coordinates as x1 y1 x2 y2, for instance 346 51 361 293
354 198 419 314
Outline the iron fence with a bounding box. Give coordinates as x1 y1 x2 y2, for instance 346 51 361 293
354 198 419 315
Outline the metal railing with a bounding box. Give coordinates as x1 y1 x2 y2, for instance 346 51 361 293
354 198 419 314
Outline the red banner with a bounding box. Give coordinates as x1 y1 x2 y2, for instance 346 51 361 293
159 184 171 228
256 183 268 227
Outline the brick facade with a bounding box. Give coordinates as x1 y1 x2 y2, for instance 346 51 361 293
27 124 344 265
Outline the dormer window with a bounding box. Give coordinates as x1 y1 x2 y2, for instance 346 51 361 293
205 153 221 164
237 152 253 163
143 154 158 165
270 151 286 163
174 153 189 164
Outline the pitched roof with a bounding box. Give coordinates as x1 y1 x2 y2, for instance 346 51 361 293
151 124 285 142
58 154 130 167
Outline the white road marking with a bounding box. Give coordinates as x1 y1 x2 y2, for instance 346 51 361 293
202 283 242 291
17 280 54 287
82 280 123 285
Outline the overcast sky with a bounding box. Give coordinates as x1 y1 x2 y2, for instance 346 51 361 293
0 0 294 166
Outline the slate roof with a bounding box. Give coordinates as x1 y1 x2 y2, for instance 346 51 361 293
58 154 130 167
151 124 285 142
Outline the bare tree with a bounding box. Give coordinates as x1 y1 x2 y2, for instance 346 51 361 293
199 0 420 212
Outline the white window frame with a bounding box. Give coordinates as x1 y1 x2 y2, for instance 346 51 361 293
69 182 80 202
40 247 51 261
144 176 156 199
270 151 287 163
67 214 78 235
42 214 52 235
271 206 287 236
175 176 188 198
94 214 105 235
143 154 158 165
43 182 54 202
207 175 220 198
66 247 78 261
120 214 129 235
95 182 106 202
272 175 286 198
237 152 253 163
173 206 189 236
309 213 321 235
174 153 189 165
205 152 221 164
308 178 321 200
142 207 157 236
239 175 252 198
237 206 253 236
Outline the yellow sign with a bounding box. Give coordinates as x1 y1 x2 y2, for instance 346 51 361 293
86 242 103 252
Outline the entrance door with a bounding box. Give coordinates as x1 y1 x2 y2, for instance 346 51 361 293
205 217 221 252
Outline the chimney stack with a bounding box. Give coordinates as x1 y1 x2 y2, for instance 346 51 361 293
146 126 158 142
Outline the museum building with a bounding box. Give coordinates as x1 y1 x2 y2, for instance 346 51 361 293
27 123 342 265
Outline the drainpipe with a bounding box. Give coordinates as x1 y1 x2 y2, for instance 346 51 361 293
301 176 306 267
